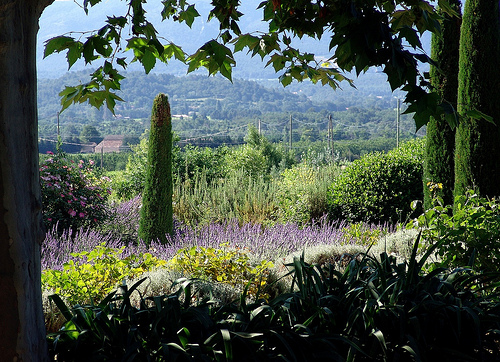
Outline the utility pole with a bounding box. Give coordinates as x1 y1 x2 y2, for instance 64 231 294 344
258 119 261 135
396 98 400 148
289 114 293 151
328 115 331 151
329 114 334 162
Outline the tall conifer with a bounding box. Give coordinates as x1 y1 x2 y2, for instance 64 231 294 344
454 0 500 198
423 0 461 208
138 93 173 245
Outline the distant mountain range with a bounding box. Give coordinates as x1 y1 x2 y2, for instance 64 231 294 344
37 0 430 86
36 1 431 153
38 0 312 79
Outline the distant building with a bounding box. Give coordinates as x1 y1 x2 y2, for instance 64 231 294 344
95 135 128 153
80 142 97 153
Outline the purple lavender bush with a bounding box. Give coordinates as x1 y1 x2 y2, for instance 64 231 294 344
42 225 147 271
42 216 387 271
100 195 141 244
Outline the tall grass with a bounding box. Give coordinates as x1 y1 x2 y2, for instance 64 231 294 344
172 164 340 227
173 168 280 226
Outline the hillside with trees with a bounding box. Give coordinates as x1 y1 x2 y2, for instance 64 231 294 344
38 70 422 155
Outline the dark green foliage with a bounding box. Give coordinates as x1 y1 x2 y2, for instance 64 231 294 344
47 239 500 361
423 0 461 209
454 0 500 198
138 94 173 244
176 144 230 184
328 139 424 224
79 125 102 144
47 278 219 361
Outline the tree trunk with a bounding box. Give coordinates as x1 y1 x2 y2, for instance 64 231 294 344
423 0 461 209
0 0 53 360
455 0 500 198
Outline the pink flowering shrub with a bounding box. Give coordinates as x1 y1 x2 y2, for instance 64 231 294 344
40 151 111 232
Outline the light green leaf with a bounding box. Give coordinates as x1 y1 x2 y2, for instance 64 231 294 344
163 43 186 62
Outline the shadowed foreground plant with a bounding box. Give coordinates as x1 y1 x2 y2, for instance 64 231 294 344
47 278 220 361
48 236 500 361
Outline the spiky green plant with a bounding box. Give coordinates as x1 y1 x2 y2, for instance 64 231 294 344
138 93 173 244
48 238 500 361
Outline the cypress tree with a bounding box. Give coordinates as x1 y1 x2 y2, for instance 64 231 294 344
454 0 500 198
423 0 461 208
138 93 173 245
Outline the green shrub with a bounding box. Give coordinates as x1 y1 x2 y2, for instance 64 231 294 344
327 138 424 224
340 222 387 246
225 143 268 179
42 244 166 305
173 168 280 226
176 143 229 183
224 126 295 180
245 125 295 172
408 189 500 272
169 244 274 299
274 163 338 224
39 151 111 231
112 138 148 200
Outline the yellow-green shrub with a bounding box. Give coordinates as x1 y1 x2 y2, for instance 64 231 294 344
168 244 274 299
42 243 166 305
341 222 387 246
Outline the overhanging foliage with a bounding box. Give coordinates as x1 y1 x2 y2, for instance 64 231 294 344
44 0 460 129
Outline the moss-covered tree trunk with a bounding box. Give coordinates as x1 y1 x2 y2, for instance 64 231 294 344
0 0 54 359
138 94 173 245
423 0 461 208
454 0 500 198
